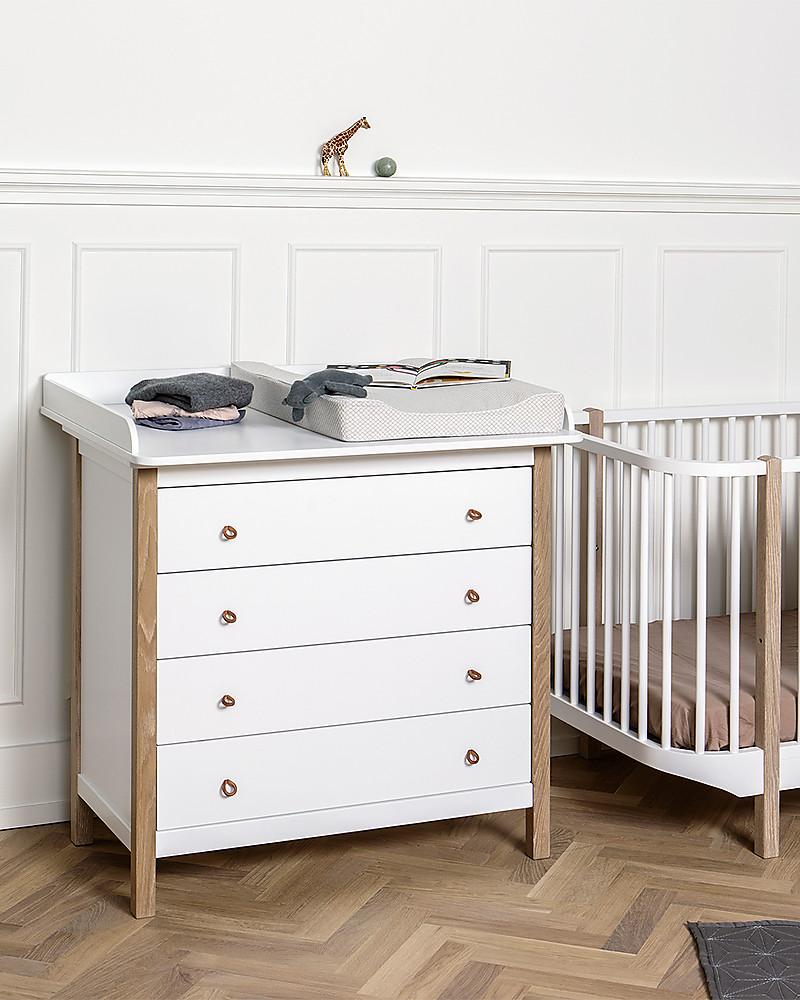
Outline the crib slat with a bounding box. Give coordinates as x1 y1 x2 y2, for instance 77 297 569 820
673 419 683 618
726 418 736 612
696 477 708 754
553 445 565 698
662 474 674 750
638 468 650 742
603 457 615 724
752 416 763 612
621 461 632 733
729 476 741 753
649 443 659 621
586 455 597 715
780 416 788 581
701 418 710 462
570 447 582 706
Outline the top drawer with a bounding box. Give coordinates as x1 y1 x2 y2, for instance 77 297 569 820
158 467 532 571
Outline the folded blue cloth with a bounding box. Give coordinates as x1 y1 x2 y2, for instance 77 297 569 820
134 409 246 431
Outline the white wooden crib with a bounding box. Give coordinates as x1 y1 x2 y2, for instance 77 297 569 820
551 402 800 857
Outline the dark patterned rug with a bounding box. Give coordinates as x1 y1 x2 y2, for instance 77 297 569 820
689 921 800 999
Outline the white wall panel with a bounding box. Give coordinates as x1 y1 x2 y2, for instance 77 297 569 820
1 181 800 830
0 248 26 703
659 248 786 406
288 246 441 364
73 246 239 371
483 247 621 412
787 250 800 401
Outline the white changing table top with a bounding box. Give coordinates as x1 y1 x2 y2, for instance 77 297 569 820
41 367 579 468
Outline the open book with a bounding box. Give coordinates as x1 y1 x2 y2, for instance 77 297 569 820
327 358 511 389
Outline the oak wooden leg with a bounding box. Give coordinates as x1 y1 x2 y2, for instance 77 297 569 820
526 446 551 860
579 734 604 760
755 793 780 860
131 467 158 917
71 442 94 846
754 455 781 859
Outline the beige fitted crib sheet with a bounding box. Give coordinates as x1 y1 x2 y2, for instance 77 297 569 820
557 610 799 750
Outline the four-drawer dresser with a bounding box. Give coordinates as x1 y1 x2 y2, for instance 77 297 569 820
42 368 577 917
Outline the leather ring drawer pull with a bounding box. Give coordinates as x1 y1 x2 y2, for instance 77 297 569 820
221 609 237 624
221 778 238 797
465 589 480 604
465 749 480 765
466 669 482 681
221 525 238 540
220 694 236 707
466 509 483 521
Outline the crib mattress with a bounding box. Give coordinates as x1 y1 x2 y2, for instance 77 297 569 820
556 610 799 751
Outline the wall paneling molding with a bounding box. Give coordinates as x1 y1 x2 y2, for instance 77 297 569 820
71 245 241 372
286 245 443 364
0 246 29 705
2 171 800 830
481 246 624 407
656 246 789 406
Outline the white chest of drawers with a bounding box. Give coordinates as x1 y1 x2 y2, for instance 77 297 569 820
42 367 576 917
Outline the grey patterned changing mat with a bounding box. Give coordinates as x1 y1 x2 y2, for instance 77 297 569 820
231 361 566 442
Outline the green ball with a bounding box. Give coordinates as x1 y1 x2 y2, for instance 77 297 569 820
375 156 397 177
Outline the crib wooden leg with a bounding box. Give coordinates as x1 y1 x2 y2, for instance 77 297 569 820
754 455 781 859
755 791 779 859
579 734 604 760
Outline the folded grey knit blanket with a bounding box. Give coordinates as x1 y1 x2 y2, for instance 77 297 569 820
125 372 253 413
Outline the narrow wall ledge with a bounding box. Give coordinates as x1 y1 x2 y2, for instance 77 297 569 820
1 169 800 213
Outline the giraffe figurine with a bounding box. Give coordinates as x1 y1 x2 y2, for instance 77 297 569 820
321 117 371 176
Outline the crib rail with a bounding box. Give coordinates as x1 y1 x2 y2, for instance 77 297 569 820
552 405 799 838
576 402 800 627
576 400 800 431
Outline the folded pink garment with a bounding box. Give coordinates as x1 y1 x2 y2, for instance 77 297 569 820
130 400 241 421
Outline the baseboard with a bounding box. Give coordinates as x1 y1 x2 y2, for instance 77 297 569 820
0 738 70 831
0 798 69 830
551 718 580 757
551 734 581 757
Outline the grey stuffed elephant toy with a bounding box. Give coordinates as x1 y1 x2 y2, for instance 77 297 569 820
282 368 373 422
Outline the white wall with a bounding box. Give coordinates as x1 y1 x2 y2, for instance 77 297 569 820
1 1 798 183
2 0 800 828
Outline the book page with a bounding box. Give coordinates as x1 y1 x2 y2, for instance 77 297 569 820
327 364 419 387
415 359 511 385
328 359 511 388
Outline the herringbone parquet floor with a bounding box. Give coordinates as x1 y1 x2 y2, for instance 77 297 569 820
4 751 800 1000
